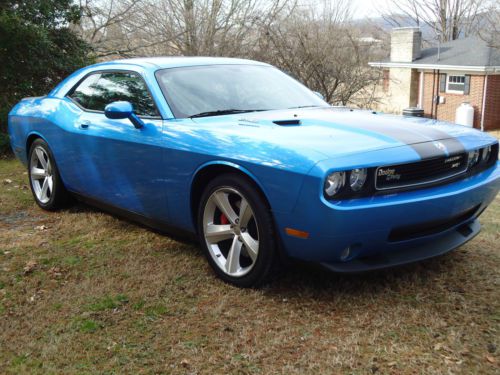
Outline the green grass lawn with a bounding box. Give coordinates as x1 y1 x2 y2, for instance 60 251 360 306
0 157 499 374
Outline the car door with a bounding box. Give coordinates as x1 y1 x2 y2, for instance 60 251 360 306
62 70 167 221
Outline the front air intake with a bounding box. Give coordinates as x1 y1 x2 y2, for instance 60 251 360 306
388 204 480 242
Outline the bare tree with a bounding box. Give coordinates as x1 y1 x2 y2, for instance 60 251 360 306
76 0 173 58
77 0 294 58
479 3 500 49
140 0 293 57
260 0 382 105
381 0 486 42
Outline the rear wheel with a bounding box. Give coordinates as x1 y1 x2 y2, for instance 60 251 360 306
28 138 70 210
197 174 278 287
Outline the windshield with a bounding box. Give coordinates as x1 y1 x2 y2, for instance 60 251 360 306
155 64 327 118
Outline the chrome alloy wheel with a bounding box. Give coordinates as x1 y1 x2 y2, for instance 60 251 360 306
202 187 259 277
30 146 53 204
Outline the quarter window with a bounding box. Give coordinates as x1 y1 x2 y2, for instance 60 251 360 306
69 71 160 117
446 75 466 94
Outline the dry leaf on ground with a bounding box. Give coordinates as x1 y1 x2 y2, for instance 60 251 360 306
23 260 38 274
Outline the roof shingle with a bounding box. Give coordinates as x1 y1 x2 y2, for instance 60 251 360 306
412 37 500 67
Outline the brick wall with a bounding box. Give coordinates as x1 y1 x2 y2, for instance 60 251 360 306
422 72 485 129
483 75 500 131
422 72 436 120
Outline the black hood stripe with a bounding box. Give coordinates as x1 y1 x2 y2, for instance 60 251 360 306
409 138 465 159
321 109 466 159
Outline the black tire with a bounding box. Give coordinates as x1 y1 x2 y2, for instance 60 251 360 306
28 138 71 211
197 173 279 287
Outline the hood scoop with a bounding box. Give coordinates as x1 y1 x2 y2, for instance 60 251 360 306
273 119 301 126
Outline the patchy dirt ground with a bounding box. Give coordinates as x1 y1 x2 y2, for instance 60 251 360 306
0 157 499 374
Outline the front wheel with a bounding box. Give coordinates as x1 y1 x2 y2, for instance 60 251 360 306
197 174 279 287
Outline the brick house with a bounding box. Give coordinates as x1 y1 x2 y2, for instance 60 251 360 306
369 27 500 131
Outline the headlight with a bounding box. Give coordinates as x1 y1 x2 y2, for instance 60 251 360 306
468 149 480 167
349 168 367 191
481 146 492 163
324 172 345 197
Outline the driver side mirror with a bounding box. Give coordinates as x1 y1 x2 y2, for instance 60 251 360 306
104 101 144 129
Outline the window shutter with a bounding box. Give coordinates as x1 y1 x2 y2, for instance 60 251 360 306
439 74 447 92
464 75 471 95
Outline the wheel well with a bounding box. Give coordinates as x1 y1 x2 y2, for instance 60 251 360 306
26 134 41 158
190 164 270 230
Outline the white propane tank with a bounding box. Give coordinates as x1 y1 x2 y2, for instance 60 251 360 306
455 102 474 127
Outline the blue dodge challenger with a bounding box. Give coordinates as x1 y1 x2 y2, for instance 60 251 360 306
8 57 500 287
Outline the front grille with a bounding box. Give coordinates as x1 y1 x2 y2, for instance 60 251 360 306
375 153 468 190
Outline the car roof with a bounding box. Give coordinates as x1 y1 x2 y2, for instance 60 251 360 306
87 56 270 71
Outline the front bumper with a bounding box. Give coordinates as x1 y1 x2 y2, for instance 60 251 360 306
274 161 500 271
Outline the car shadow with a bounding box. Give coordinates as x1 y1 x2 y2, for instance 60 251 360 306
262 252 467 301
65 200 200 245
63 200 470 302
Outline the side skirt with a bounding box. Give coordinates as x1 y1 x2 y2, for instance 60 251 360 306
71 192 198 243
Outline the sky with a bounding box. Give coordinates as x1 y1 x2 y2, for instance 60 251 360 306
350 0 394 19
299 0 396 20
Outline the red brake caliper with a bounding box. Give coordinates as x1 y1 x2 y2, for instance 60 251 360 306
220 213 229 225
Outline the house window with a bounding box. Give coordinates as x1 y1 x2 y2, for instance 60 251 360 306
446 75 466 94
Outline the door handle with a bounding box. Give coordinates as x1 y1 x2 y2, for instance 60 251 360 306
79 120 90 129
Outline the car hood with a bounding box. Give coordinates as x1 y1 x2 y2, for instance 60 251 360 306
191 106 496 161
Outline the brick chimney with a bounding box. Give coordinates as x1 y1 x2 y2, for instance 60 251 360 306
390 27 422 62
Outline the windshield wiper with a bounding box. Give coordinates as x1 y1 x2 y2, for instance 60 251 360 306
189 109 268 118
287 105 324 109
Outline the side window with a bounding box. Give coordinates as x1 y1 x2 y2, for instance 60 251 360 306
69 71 160 117
69 73 101 110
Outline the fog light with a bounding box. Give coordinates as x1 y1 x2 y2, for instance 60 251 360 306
340 246 351 261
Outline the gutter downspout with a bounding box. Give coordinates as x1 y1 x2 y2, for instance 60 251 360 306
430 70 436 118
480 74 488 131
435 69 440 120
418 71 424 109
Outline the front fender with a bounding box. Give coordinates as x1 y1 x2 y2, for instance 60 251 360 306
191 160 270 198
